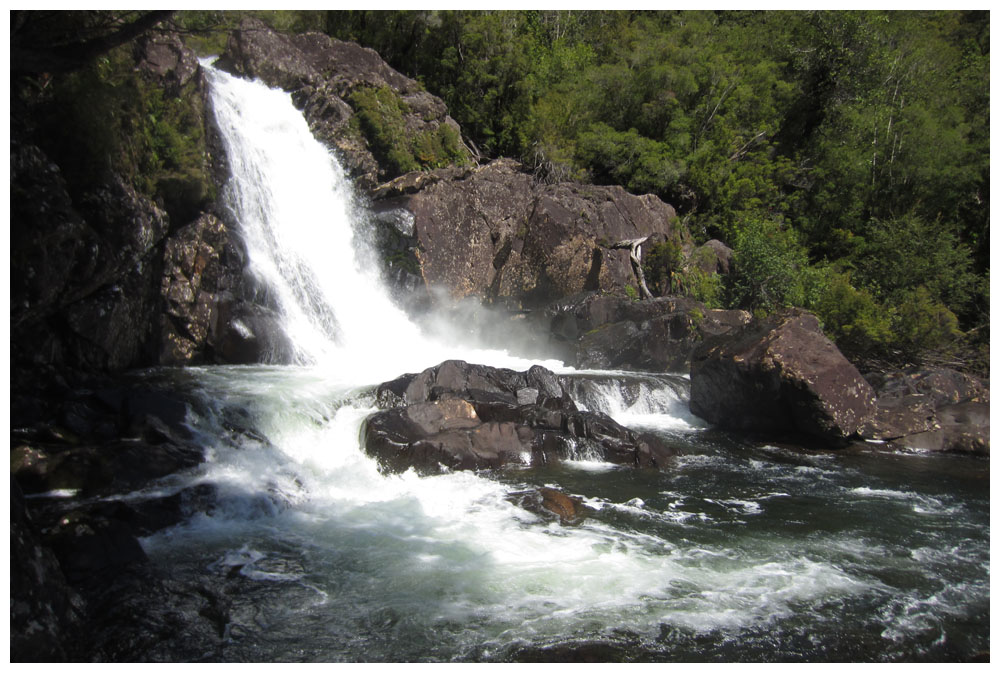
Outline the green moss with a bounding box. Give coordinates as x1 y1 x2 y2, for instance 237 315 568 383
349 85 468 180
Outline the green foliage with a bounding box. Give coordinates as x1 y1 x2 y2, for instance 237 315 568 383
809 270 893 356
624 284 639 302
678 267 725 309
893 286 962 356
349 86 468 179
576 124 684 198
853 213 979 320
27 43 213 222
726 218 810 313
642 240 685 296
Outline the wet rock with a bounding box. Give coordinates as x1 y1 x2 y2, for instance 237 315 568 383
542 292 751 371
362 360 675 474
159 213 286 365
12 381 206 497
10 478 85 662
690 308 877 446
859 367 990 455
509 487 594 525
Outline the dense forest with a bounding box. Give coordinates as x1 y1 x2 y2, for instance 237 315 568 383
13 10 990 373
325 10 992 373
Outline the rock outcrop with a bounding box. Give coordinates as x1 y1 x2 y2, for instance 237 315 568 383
689 308 878 446
372 160 686 308
11 139 172 372
861 367 990 455
159 212 294 365
540 292 751 372
219 17 470 189
362 360 675 474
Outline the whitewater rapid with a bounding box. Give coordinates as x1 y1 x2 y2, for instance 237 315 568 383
130 63 989 662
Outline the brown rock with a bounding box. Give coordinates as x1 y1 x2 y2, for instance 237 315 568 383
362 360 676 474
690 308 877 446
375 160 684 309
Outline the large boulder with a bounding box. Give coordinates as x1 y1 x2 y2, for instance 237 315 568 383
362 360 674 474
689 308 877 446
372 160 686 308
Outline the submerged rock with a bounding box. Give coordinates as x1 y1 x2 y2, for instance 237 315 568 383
362 360 675 474
861 367 990 455
689 308 877 446
508 487 594 526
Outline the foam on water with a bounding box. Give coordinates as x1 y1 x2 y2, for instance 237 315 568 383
131 63 991 661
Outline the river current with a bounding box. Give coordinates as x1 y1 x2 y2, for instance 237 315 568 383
128 63 989 662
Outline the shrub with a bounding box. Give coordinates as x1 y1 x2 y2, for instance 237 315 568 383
726 217 809 313
893 286 962 356
809 270 893 356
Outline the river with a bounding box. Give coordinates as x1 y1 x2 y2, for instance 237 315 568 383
125 62 989 662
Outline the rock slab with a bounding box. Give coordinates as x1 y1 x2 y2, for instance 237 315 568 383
690 308 877 446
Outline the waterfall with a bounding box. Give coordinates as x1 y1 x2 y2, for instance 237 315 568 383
204 62 566 382
129 63 989 663
204 63 418 368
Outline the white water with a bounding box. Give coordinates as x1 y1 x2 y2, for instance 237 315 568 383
205 63 562 383
133 64 988 662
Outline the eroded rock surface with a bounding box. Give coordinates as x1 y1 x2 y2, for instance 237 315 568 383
373 160 686 308
861 367 990 455
690 308 877 446
362 360 675 474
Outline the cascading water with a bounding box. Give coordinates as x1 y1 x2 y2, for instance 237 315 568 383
132 64 989 662
205 62 555 380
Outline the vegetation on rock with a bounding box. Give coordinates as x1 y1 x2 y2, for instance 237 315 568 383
324 9 989 373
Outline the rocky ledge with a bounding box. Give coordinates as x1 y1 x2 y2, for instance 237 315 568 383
362 360 675 475
688 307 989 454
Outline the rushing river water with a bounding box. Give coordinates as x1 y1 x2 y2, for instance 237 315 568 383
128 62 989 662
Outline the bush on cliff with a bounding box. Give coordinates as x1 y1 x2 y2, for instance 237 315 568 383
22 43 213 225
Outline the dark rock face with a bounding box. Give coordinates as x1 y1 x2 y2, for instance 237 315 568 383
159 212 294 365
861 367 990 455
690 309 877 446
542 292 751 372
362 360 674 474
220 17 468 189
11 139 171 372
373 160 685 309
10 478 85 662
